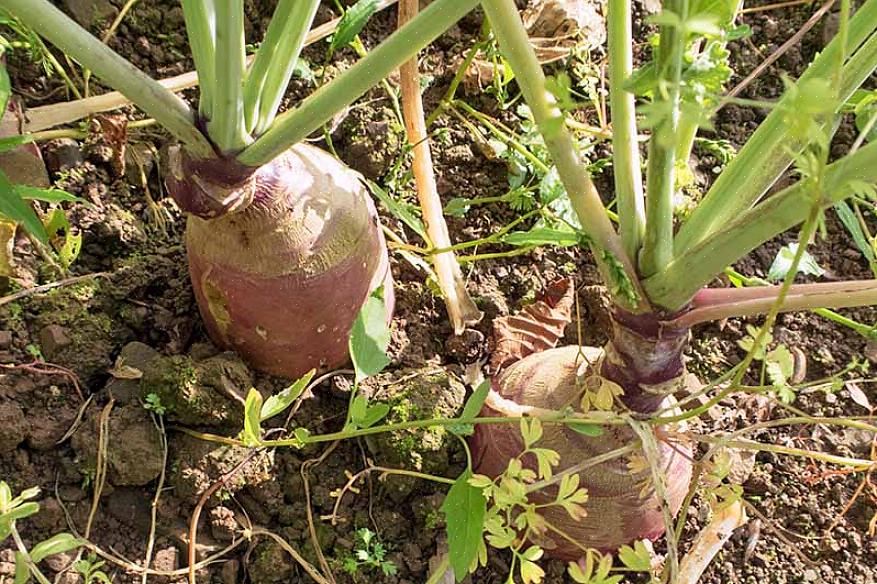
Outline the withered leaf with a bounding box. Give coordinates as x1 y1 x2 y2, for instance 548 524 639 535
489 277 575 373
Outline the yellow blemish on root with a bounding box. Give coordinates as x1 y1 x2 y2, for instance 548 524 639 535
201 272 232 341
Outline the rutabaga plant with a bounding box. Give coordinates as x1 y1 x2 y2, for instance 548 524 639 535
466 0 877 568
0 0 479 378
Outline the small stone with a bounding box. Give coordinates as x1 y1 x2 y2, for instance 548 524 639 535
43 552 74 573
152 547 179 572
209 506 239 541
43 139 84 174
0 401 28 453
39 324 72 358
803 568 819 582
0 330 12 349
61 0 117 28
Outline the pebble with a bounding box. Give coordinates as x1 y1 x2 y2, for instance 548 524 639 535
39 324 72 358
803 568 819 582
0 330 11 349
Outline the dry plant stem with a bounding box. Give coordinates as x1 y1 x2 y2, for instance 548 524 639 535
187 449 264 584
677 500 747 584
141 416 168 584
398 0 482 334
670 280 877 327
249 529 331 584
301 442 340 584
2 1 398 135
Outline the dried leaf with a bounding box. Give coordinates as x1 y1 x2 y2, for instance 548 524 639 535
489 278 575 373
846 381 872 410
95 115 128 177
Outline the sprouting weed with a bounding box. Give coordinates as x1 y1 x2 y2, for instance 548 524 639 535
464 418 589 583
73 554 113 584
144 393 166 416
341 528 398 578
737 325 797 403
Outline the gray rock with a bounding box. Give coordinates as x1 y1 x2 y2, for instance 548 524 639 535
62 0 117 28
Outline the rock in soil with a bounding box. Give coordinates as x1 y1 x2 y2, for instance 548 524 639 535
139 351 250 427
168 434 275 504
247 539 295 584
71 403 165 486
0 401 28 453
359 366 466 498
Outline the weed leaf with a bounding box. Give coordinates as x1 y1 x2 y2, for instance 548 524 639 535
261 369 316 421
442 470 486 581
330 0 381 54
349 287 391 383
0 170 49 246
30 533 82 563
242 389 263 446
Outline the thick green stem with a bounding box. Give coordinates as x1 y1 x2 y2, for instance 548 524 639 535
608 0 645 260
675 0 877 253
480 0 644 310
0 0 212 157
180 0 215 121
639 0 688 277
237 0 478 166
242 0 321 135
208 0 248 152
644 140 877 309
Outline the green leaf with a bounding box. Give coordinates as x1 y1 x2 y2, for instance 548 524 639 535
330 0 381 54
15 186 83 204
0 481 11 508
260 369 316 421
0 502 39 525
835 201 876 265
444 197 472 217
460 380 490 422
359 403 390 429
0 170 49 246
566 422 604 437
369 180 427 240
242 388 263 446
30 533 82 563
502 227 581 248
767 243 825 282
0 135 33 154
442 470 486 581
349 287 391 383
349 394 368 425
0 61 10 116
618 540 652 571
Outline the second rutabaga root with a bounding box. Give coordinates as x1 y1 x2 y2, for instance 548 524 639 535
398 0 482 335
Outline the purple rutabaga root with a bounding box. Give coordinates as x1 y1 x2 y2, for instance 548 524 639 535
602 310 690 413
470 346 693 559
165 143 394 378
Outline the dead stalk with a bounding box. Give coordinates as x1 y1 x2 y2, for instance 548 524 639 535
141 415 168 584
398 0 482 334
301 442 340 584
677 500 748 584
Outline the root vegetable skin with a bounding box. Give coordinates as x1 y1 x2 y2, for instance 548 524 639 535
167 143 393 378
471 346 692 559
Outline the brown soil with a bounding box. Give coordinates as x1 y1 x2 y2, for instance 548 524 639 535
1 1 875 583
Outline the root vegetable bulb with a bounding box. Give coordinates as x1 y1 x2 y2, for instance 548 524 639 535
166 143 393 378
471 345 692 559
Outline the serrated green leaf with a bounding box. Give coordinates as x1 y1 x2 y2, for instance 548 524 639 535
349 287 391 383
442 470 486 581
0 170 49 246
260 369 316 421
618 540 652 571
330 0 381 54
30 533 81 563
242 388 263 446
